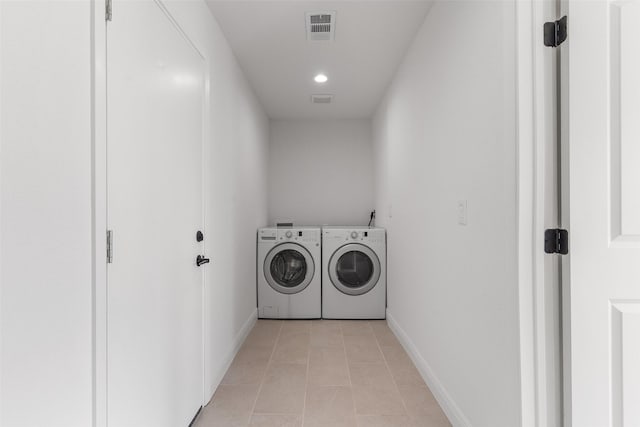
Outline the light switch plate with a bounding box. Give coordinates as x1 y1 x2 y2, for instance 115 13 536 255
457 200 467 225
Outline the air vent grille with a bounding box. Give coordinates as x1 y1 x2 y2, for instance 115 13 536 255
310 14 331 24
306 12 336 41
311 24 331 33
311 94 333 104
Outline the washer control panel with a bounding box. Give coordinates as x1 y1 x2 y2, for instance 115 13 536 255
276 228 320 243
258 228 277 241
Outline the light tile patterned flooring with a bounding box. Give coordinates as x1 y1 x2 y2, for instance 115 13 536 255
194 320 451 427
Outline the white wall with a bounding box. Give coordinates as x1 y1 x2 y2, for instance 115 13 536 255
373 2 521 427
268 119 373 226
0 2 93 426
0 1 269 425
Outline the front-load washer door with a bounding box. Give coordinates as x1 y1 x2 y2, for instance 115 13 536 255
264 242 315 295
328 243 381 296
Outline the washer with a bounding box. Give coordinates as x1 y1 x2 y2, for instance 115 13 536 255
322 227 386 319
257 226 321 319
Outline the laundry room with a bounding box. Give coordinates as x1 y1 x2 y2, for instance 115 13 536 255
2 1 571 427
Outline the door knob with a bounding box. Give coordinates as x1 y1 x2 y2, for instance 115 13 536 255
196 255 210 267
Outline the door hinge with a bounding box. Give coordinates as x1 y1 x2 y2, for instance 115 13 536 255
106 0 112 22
107 230 114 263
545 228 568 255
544 16 567 47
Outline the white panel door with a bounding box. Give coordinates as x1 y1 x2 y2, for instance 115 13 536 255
563 1 640 426
107 1 205 426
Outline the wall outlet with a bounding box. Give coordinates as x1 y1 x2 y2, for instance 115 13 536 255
457 200 468 225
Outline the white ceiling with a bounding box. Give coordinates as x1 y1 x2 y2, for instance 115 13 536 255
206 1 433 119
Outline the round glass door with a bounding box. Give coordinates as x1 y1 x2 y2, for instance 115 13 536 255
264 243 315 294
328 243 381 296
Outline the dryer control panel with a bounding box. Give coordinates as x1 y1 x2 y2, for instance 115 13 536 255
324 228 386 244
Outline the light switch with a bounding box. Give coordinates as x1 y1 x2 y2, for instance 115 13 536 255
457 200 467 225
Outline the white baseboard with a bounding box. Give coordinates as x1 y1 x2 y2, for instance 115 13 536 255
205 308 257 403
386 311 473 427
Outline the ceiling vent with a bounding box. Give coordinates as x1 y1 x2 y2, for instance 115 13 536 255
306 12 336 41
311 94 333 104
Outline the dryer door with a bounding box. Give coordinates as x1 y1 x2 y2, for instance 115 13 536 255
264 242 315 295
329 243 381 296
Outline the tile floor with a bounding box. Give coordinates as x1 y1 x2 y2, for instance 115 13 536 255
194 320 451 427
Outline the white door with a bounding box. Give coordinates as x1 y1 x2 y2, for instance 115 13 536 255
562 1 640 426
107 1 205 426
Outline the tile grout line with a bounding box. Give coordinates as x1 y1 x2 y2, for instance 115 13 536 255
349 321 399 419
247 320 284 425
372 320 413 421
300 321 312 427
340 321 357 426
375 322 452 426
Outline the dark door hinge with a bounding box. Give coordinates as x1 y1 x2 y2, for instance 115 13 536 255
545 229 568 255
107 230 114 263
544 16 567 47
106 0 112 22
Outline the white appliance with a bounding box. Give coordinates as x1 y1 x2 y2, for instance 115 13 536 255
257 227 321 319
322 227 386 319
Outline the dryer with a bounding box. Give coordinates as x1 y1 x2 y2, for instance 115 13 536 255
257 226 321 319
322 227 386 319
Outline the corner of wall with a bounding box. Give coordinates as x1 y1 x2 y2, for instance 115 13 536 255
205 309 257 403
386 312 473 427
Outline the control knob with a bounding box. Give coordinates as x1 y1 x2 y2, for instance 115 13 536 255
351 231 359 239
285 231 293 238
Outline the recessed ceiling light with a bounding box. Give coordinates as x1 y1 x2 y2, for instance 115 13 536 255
314 73 328 83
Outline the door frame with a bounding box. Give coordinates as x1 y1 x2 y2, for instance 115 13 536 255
516 0 563 426
91 1 209 426
88 0 558 426
92 1 107 425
